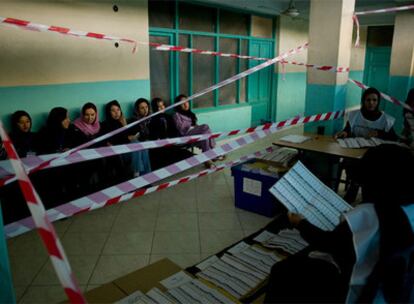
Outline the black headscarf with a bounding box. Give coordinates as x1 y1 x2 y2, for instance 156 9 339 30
151 97 163 113
47 107 68 133
10 110 35 157
101 100 129 145
360 87 382 121
174 94 197 125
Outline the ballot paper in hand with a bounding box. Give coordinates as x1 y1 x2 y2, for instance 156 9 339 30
269 161 352 231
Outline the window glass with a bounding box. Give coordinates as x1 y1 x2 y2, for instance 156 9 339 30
179 34 190 98
219 38 238 105
148 0 175 28
179 2 216 32
220 10 249 36
150 35 171 104
192 36 215 109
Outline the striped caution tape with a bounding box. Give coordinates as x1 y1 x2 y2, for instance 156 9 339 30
353 5 414 46
4 146 275 238
0 116 305 181
0 121 85 303
5 109 344 238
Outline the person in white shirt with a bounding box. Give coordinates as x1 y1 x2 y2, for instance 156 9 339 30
335 87 398 141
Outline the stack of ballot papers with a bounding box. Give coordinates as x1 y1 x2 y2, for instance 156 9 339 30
337 137 402 149
279 134 311 144
254 229 309 255
195 242 281 299
258 147 298 168
270 161 353 231
115 271 237 304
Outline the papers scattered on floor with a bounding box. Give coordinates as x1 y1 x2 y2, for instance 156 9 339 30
270 161 352 231
254 229 309 255
279 135 311 144
337 137 402 149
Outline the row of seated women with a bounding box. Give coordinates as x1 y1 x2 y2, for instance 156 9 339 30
0 95 220 224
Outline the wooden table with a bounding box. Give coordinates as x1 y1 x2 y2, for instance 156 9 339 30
273 134 367 191
273 134 367 159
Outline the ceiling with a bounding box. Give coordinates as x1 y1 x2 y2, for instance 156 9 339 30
194 0 414 25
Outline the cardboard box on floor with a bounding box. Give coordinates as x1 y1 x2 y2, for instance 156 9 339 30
83 258 182 303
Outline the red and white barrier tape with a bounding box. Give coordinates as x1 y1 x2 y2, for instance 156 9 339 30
5 146 275 238
0 43 307 184
147 42 270 61
348 78 411 111
5 109 344 238
0 17 137 52
0 116 305 182
280 60 350 73
1 16 282 61
355 4 414 16
0 122 85 303
353 5 414 47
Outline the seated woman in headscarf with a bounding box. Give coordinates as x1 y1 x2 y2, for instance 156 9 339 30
73 102 101 142
173 94 224 168
335 87 398 202
0 110 38 223
72 102 105 193
127 98 152 176
148 97 193 170
9 110 37 157
37 107 82 154
335 87 397 140
35 107 83 205
100 100 134 183
265 144 414 303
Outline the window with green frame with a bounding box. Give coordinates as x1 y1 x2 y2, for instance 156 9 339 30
148 0 274 110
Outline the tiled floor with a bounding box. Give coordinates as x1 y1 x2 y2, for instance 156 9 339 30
4 126 356 303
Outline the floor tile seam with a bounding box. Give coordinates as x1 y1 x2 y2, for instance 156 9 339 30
149 193 162 262
85 202 123 288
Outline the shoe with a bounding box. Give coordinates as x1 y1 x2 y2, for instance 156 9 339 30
204 161 215 169
213 155 226 162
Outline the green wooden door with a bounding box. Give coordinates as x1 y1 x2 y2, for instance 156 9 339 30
248 40 273 126
363 47 391 93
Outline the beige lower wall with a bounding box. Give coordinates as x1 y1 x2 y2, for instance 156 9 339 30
0 0 150 87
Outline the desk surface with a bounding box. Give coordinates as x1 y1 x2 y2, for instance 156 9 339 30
273 134 367 159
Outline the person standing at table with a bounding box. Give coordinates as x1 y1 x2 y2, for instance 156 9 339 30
335 87 398 141
402 88 414 148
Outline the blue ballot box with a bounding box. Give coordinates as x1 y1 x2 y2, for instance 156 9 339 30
231 159 285 217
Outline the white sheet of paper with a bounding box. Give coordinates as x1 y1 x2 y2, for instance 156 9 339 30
115 290 144 304
160 271 193 289
280 135 311 144
228 241 250 254
243 177 262 196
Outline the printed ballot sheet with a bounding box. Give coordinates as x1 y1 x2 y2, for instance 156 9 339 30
254 229 309 254
270 161 352 231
